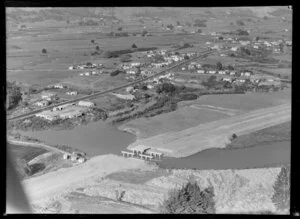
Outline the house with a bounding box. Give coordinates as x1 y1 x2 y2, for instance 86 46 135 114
63 154 70 159
36 110 58 121
244 72 252 77
84 72 90 76
53 84 64 89
218 71 226 75
223 78 232 82
59 110 84 119
53 103 74 111
41 92 55 100
181 67 186 71
208 70 216 74
126 69 136 74
91 71 98 75
34 100 49 107
147 84 154 89
78 101 95 107
70 155 77 161
112 93 135 100
126 86 134 93
69 66 75 70
230 71 236 75
77 157 86 163
197 70 205 74
79 73 84 76
131 62 141 67
231 47 238 51
66 91 78 96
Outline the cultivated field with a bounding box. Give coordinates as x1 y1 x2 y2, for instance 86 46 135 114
127 103 291 157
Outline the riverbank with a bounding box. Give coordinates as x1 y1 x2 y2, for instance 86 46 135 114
126 104 290 158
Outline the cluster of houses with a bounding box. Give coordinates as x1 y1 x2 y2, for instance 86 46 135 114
35 100 95 121
69 63 103 70
47 83 65 89
205 33 291 55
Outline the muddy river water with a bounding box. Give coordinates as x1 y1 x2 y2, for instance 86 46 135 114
17 120 290 170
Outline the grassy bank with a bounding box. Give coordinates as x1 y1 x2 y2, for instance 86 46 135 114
226 121 291 149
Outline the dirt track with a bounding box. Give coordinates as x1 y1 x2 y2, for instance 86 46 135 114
128 103 291 157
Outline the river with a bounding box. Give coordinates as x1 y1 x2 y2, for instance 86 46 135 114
159 140 290 170
15 121 290 170
17 121 136 157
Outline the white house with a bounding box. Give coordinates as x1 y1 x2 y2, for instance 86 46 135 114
126 86 134 93
84 72 90 76
218 71 226 75
208 70 216 74
131 62 141 67
231 47 238 51
53 84 64 89
182 67 186 71
78 101 95 107
79 73 84 76
197 70 205 74
223 78 232 82
69 66 75 70
126 70 136 74
230 71 236 75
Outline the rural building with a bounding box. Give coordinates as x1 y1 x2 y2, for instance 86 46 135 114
53 84 64 89
223 78 232 82
231 47 238 51
34 100 49 107
41 92 56 100
112 93 135 100
77 157 86 163
197 70 205 74
147 84 154 89
79 73 84 76
66 91 78 96
59 109 84 119
230 71 236 75
36 110 58 121
53 103 74 111
63 154 70 159
208 70 216 74
218 70 226 75
131 62 141 67
126 86 134 93
69 66 75 70
78 101 95 107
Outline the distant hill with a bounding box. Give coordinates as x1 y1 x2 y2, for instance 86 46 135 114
6 7 292 30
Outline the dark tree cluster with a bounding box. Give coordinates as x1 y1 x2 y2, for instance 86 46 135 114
161 180 216 214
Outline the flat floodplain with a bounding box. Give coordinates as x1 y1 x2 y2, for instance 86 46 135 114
123 89 291 139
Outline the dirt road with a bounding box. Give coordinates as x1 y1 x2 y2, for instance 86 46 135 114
22 155 155 208
128 103 291 157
